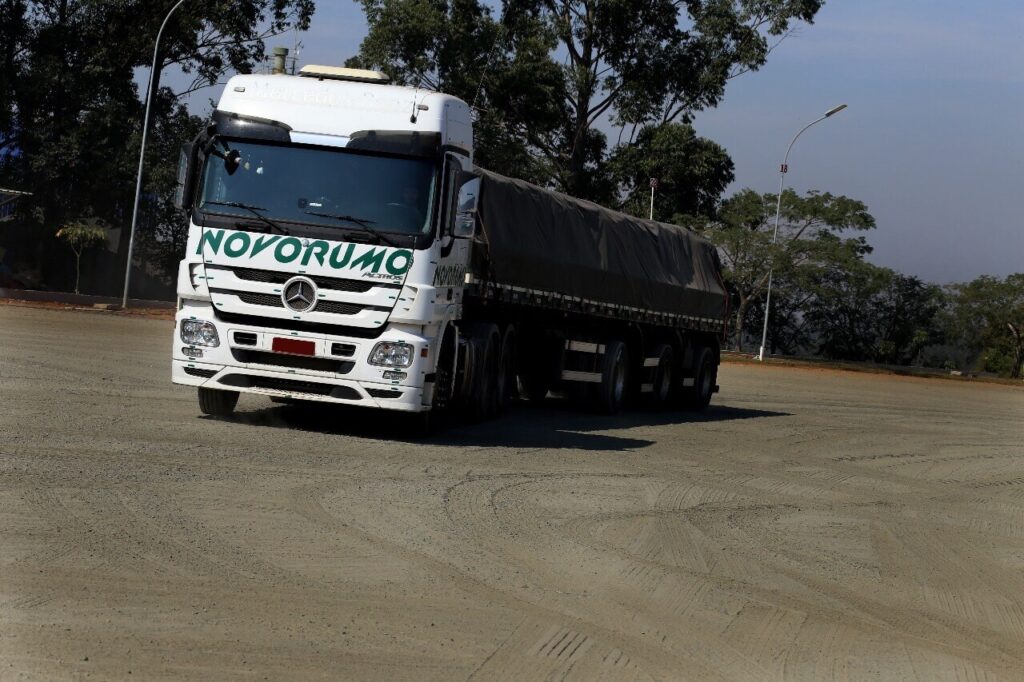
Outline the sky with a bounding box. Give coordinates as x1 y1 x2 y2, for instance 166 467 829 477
180 0 1023 284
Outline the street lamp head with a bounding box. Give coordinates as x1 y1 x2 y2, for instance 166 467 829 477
825 104 848 117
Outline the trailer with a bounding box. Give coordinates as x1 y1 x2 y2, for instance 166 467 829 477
170 64 728 425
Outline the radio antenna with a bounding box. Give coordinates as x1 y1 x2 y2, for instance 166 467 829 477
471 12 507 115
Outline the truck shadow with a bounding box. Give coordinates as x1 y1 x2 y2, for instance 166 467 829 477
219 400 791 452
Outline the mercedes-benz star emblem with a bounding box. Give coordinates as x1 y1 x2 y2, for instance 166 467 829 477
282 276 317 313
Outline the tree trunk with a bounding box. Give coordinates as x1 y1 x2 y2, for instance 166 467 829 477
561 4 596 198
74 250 81 295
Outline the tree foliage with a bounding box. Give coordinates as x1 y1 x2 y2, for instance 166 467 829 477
610 122 734 222
946 274 1024 378
802 261 944 363
0 0 313 294
350 0 822 199
703 188 875 351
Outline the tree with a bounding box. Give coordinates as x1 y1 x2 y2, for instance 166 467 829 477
871 272 944 364
797 260 943 364
703 188 875 351
56 220 106 294
0 1 315 295
609 122 734 222
135 102 206 289
351 0 823 199
347 0 567 184
946 274 1024 378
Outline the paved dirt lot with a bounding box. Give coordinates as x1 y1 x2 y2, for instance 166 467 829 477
2 305 1023 681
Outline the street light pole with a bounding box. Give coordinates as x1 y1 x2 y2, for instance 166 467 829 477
122 0 189 308
757 104 847 362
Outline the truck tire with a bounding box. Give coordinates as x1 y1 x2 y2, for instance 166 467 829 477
198 387 239 417
431 327 457 413
648 343 674 407
495 326 517 414
681 346 716 411
593 340 629 415
464 323 500 421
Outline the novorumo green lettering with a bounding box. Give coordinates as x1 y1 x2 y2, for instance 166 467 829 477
195 228 413 278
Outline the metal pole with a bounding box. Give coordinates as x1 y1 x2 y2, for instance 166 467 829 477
649 178 657 220
757 104 847 361
758 171 787 361
122 0 189 308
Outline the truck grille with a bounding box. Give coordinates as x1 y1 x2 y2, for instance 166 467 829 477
235 292 365 316
233 267 380 293
315 300 364 315
238 292 285 308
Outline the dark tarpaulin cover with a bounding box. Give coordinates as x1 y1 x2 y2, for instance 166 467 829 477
473 168 728 324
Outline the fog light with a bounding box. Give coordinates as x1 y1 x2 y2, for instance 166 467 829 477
180 319 220 347
369 341 413 368
182 346 204 359
382 370 408 381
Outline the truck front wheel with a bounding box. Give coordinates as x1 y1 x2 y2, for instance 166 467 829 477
198 387 239 417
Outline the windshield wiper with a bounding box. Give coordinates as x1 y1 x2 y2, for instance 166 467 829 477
302 210 398 247
204 201 289 235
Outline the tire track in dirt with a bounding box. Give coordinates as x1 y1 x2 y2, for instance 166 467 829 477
289 477 743 681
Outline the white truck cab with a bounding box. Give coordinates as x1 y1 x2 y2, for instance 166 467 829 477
172 66 479 417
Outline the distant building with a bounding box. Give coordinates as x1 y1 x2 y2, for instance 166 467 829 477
0 188 31 222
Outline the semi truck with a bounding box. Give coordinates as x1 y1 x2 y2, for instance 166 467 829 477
171 64 729 426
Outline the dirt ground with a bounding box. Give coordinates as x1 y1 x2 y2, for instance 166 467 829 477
2 305 1023 681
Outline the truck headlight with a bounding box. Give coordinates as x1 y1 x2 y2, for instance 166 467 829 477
369 341 413 368
180 319 220 347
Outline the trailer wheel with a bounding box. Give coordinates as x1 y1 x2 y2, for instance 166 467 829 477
495 326 517 414
198 387 239 417
682 346 716 411
594 340 629 415
648 343 674 407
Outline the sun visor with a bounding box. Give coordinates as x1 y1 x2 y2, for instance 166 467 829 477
212 110 292 142
346 131 442 158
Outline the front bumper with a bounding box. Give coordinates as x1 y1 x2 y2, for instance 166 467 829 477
172 302 431 413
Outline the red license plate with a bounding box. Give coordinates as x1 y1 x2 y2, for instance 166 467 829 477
272 337 316 356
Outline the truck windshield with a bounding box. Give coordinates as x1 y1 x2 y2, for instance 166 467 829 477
197 140 437 236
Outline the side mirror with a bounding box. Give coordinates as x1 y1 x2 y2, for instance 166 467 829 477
453 176 480 238
174 142 196 210
223 149 242 175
